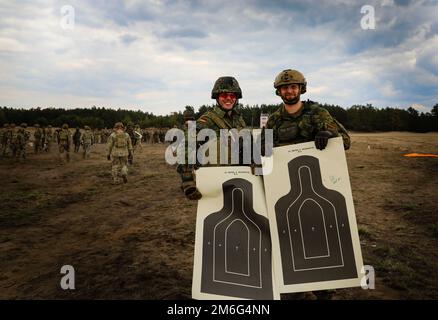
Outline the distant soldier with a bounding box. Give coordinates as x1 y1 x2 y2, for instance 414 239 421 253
43 125 54 152
73 127 81 153
96 129 102 144
14 123 30 161
152 129 159 144
159 128 166 144
45 124 53 152
107 122 133 184
58 123 71 162
81 125 94 159
33 124 43 154
10 123 18 158
126 123 136 147
0 123 9 157
133 124 142 152
143 129 150 144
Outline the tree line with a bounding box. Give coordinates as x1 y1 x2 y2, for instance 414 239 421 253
1 102 437 132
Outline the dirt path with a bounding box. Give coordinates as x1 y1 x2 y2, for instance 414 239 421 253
0 132 437 299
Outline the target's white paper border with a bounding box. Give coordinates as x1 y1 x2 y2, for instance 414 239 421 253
263 137 364 293
192 166 280 300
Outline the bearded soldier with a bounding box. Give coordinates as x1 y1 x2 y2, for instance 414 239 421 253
262 69 351 300
261 69 350 154
107 122 133 184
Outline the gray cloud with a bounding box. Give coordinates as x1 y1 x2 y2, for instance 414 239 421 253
0 0 436 113
120 34 139 45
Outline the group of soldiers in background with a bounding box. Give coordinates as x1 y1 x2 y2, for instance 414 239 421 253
0 121 171 185
1 122 170 163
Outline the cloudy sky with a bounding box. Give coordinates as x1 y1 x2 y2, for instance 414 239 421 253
0 0 437 115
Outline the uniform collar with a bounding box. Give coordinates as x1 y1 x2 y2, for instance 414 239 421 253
280 101 311 118
213 105 239 118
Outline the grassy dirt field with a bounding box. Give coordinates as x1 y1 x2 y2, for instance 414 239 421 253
0 132 437 299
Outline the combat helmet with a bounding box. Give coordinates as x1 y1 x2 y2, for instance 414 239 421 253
84 125 90 130
62 123 69 129
35 124 40 128
183 109 195 120
3 123 9 128
211 76 242 99
274 69 307 94
20 123 27 128
114 122 124 129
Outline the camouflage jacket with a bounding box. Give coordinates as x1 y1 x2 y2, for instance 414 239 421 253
15 129 30 147
58 129 71 145
81 130 94 145
107 131 133 157
177 105 247 184
73 130 81 143
34 128 42 140
197 105 246 133
261 101 350 153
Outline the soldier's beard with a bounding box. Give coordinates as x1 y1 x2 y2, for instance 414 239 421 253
281 94 300 105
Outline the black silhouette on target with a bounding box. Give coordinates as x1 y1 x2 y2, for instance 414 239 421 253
201 178 273 299
275 155 357 285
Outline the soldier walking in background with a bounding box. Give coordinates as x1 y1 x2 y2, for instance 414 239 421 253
81 125 94 159
0 123 10 158
43 125 54 152
58 124 71 163
107 122 133 184
33 124 43 154
73 127 81 153
14 123 30 161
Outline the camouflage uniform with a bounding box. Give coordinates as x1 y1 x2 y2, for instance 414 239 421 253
73 128 81 153
265 69 347 301
81 126 94 159
261 69 350 154
261 101 350 152
33 124 43 154
107 123 133 184
14 123 30 161
0 124 9 157
177 76 247 200
58 124 71 162
10 123 19 157
44 125 53 152
133 125 142 152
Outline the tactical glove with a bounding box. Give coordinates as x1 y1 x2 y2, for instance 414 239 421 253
107 154 111 161
182 181 202 200
315 131 333 150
